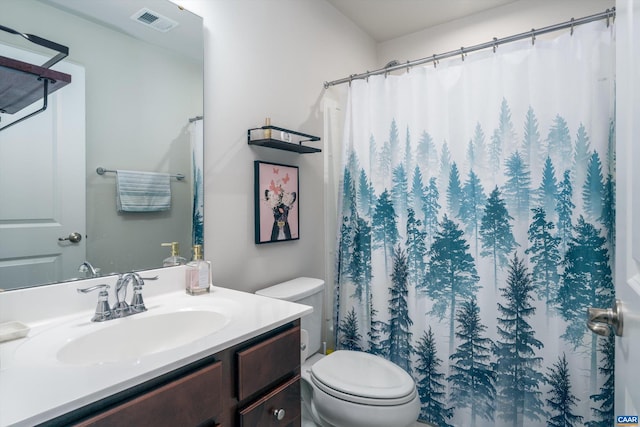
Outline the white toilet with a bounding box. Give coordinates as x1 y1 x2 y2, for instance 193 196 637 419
256 277 420 427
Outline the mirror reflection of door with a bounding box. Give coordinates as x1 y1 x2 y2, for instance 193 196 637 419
0 44 86 290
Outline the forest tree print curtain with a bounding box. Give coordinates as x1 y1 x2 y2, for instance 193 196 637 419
334 21 615 427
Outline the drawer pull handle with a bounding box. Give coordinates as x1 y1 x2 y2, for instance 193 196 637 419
273 408 286 421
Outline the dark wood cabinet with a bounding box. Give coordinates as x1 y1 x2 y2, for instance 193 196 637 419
236 326 300 401
238 375 301 427
75 361 223 427
236 326 301 426
62 321 301 427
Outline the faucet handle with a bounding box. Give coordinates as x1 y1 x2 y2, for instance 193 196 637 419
77 284 112 322
77 284 109 294
130 274 147 313
130 286 147 313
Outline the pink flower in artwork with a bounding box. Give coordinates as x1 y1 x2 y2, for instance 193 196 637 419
265 174 295 210
269 179 280 194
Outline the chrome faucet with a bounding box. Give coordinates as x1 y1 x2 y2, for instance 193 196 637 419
78 261 100 278
78 272 148 322
113 272 146 317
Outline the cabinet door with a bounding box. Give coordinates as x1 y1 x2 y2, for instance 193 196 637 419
236 326 300 401
75 361 222 427
238 375 301 427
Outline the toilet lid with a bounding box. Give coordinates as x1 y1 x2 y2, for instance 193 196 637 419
310 350 416 404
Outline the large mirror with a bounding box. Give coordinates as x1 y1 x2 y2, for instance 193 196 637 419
0 0 204 290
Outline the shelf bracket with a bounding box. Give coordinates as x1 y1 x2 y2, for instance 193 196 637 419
0 78 50 133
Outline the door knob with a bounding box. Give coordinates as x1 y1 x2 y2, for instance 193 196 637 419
587 299 623 337
58 232 82 243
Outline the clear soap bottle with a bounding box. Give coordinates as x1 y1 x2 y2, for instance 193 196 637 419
185 244 211 295
161 242 187 267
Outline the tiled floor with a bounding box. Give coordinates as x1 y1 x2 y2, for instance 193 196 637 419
300 408 316 427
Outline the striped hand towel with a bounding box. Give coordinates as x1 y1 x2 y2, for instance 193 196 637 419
116 170 171 212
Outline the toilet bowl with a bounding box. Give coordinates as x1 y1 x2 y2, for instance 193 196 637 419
306 350 420 427
256 278 420 427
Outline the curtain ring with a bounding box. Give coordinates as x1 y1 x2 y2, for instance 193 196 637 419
348 74 354 87
406 60 410 73
531 29 536 45
365 72 370 82
433 54 437 68
460 47 465 61
606 8 611 27
492 37 498 53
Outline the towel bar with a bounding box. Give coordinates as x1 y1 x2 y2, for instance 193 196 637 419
96 167 185 181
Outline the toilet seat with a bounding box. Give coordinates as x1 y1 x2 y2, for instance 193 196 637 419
310 350 417 406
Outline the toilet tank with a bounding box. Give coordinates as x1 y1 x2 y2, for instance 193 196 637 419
255 277 325 358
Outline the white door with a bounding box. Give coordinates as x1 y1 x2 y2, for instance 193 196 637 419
613 0 640 422
0 44 85 290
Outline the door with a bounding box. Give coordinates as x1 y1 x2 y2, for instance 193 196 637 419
614 0 640 421
0 43 85 290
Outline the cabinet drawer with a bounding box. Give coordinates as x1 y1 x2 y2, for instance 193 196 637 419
236 326 300 401
238 375 301 427
75 361 223 427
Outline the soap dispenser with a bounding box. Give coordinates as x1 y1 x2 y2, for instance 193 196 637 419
161 242 187 267
185 244 211 295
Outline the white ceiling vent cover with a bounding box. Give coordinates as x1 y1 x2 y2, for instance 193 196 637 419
130 8 179 33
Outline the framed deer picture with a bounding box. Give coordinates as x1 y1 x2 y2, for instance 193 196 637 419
254 161 299 244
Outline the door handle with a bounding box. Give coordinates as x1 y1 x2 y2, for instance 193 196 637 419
587 299 623 337
58 232 82 243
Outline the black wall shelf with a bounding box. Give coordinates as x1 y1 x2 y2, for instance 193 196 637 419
248 125 321 154
0 56 71 114
0 24 71 132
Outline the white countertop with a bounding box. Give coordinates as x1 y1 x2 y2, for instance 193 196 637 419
0 269 312 427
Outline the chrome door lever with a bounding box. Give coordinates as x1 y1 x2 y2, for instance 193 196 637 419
587 299 623 337
58 232 82 243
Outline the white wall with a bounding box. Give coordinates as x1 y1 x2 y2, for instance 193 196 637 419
178 0 376 293
378 0 615 68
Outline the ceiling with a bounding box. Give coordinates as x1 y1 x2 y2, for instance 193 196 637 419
326 0 519 42
39 0 520 58
39 0 203 61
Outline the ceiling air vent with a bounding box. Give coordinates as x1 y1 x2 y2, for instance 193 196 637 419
130 8 179 32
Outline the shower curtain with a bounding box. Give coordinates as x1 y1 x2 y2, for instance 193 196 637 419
333 20 615 427
190 118 204 247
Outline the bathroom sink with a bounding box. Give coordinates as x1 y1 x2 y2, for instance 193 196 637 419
56 310 230 365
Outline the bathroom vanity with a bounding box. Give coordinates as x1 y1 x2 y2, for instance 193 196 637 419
0 267 311 427
72 324 301 426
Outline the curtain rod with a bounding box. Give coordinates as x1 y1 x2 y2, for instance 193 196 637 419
323 8 615 88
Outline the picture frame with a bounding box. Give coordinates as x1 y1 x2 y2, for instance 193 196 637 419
254 160 300 244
